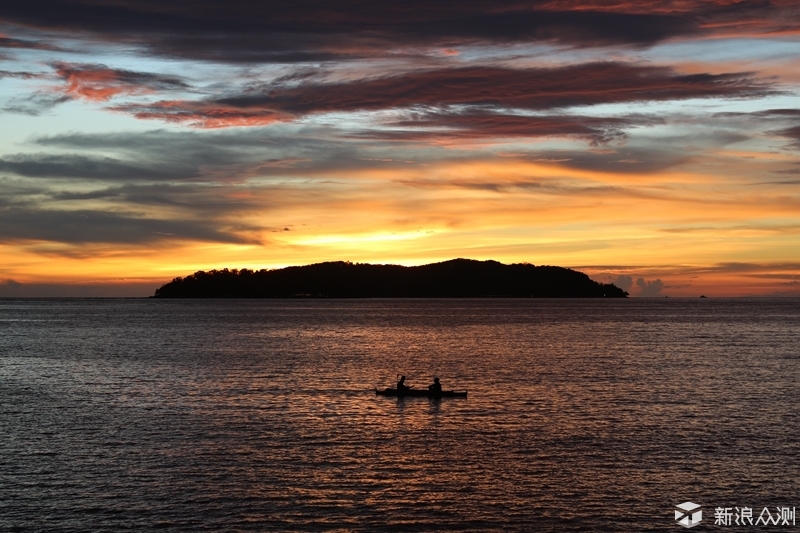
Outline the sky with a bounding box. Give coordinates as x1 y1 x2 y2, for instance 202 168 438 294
1 1 799 297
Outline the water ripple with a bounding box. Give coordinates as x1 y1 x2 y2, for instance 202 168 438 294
1 298 799 531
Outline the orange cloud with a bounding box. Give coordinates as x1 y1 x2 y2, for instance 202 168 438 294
51 62 188 102
111 99 290 128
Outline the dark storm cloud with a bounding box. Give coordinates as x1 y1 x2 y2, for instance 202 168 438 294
0 2 797 65
113 63 773 128
0 206 255 244
1 1 797 63
0 1 700 63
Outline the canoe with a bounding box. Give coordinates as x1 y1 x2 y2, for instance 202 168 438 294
375 387 467 398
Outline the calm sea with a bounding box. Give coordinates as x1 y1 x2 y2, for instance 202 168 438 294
1 298 799 532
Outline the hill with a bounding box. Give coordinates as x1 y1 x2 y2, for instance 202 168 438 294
152 259 627 298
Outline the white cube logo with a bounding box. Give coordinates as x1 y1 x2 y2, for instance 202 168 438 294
675 502 702 528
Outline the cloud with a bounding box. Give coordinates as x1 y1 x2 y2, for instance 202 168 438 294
0 177 47 207
517 146 692 174
773 125 800 149
2 92 71 115
50 62 189 102
0 69 43 79
2 63 190 116
50 183 267 216
660 222 800 235
753 109 800 118
538 1 800 38
0 153 200 180
112 63 774 128
0 2 700 64
716 108 800 150
0 33 62 51
1 129 331 181
613 275 633 291
374 110 654 144
0 206 256 245
393 175 672 202
1 121 722 195
584 262 800 279
682 262 800 276
636 277 664 297
28 128 441 178
3 1 800 64
241 64 772 112
111 99 290 128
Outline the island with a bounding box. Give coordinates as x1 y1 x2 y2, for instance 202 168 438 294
152 259 627 298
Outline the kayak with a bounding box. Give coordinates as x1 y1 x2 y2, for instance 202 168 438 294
375 387 468 398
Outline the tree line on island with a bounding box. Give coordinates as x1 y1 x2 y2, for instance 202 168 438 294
152 259 628 298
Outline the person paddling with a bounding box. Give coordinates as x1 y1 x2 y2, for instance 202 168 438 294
428 377 442 398
397 375 411 393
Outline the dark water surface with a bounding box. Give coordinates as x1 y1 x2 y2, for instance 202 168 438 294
1 299 799 531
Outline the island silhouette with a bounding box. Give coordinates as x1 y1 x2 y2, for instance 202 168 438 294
152 259 627 298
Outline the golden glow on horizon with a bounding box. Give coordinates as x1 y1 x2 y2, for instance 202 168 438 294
289 230 437 246
3 2 800 298
2 148 799 296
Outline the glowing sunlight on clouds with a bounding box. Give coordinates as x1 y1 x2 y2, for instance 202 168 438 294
1 1 799 296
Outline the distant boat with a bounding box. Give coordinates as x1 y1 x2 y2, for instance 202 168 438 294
700 295 707 298
375 387 468 398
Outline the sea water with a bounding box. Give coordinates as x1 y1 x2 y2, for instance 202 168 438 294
1 298 798 531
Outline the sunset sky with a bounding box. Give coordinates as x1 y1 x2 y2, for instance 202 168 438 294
1 1 799 296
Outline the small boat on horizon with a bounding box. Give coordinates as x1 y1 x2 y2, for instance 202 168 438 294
375 387 468 398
